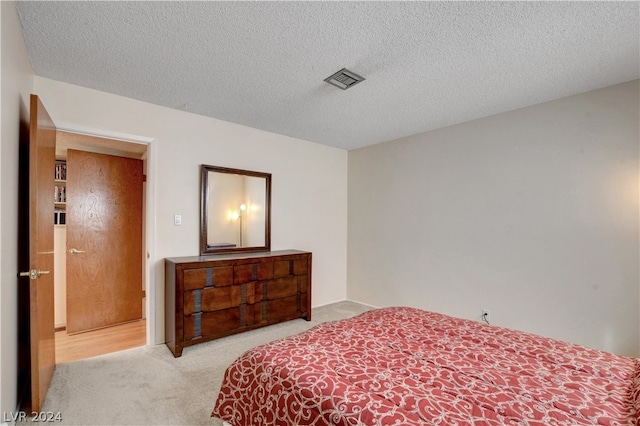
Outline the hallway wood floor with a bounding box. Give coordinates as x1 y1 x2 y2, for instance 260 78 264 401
55 319 146 364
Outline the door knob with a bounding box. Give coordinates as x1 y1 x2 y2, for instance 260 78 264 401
19 269 51 280
69 248 86 254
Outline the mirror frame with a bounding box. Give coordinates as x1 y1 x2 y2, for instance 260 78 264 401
200 164 272 255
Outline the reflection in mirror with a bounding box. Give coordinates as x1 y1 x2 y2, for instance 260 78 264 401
200 165 271 255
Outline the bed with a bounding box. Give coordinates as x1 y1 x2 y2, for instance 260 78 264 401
212 306 639 425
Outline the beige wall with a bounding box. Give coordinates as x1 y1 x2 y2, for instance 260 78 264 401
33 76 349 345
348 80 640 357
1 0 35 417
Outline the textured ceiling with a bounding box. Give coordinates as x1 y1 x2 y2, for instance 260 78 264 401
15 1 640 150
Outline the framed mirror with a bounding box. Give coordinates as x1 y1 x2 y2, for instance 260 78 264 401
200 165 271 255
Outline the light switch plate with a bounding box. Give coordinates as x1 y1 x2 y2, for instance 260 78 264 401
174 214 182 226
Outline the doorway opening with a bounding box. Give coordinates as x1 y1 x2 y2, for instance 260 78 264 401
53 130 152 363
54 320 146 363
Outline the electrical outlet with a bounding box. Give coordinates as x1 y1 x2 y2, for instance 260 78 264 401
482 309 491 323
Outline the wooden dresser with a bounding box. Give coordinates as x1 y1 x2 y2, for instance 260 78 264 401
165 250 311 357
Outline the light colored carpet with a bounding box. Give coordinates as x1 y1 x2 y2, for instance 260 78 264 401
29 301 372 425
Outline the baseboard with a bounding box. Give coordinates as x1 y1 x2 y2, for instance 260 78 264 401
313 298 379 309
312 298 348 309
345 298 379 309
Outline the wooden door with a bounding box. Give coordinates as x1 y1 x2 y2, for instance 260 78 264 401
20 95 56 412
65 149 143 334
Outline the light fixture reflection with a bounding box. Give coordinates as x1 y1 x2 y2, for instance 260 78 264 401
239 204 247 247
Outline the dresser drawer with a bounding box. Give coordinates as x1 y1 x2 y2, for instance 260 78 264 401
293 257 309 275
184 286 242 315
265 276 299 299
183 266 233 290
183 305 261 340
234 263 274 283
184 308 239 340
266 294 308 321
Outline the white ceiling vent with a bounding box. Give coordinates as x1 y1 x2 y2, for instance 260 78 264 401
324 68 365 90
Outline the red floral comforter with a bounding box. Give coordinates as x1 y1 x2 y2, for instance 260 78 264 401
212 307 639 425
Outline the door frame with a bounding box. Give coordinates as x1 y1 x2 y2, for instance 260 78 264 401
55 122 158 345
